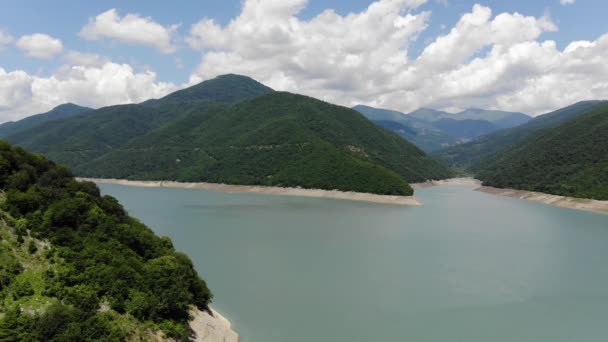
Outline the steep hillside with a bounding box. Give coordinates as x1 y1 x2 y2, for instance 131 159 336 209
476 104 608 200
0 141 212 341
74 92 453 196
0 104 92 138
434 101 607 169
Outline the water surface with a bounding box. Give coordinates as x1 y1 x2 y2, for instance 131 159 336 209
99 184 608 342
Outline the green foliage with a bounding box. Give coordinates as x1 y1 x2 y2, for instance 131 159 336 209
0 141 211 341
0 103 92 139
434 101 607 169
7 76 452 196
475 105 608 200
76 92 452 195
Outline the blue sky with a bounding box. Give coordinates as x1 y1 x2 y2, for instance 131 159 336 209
1 0 604 83
0 0 606 120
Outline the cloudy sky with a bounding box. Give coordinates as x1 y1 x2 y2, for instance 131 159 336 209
0 0 606 122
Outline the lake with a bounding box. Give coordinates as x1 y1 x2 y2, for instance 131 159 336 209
98 184 608 342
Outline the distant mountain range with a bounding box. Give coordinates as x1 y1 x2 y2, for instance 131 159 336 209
353 105 530 152
2 74 452 196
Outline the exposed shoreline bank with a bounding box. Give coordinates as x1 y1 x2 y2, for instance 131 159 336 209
77 178 421 206
477 186 608 215
188 308 239 342
410 177 482 189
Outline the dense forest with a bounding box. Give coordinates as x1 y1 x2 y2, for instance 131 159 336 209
475 104 608 200
0 141 212 341
5 75 452 196
71 92 453 196
434 101 607 169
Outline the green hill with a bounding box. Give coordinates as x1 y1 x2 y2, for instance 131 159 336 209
0 103 92 138
0 141 211 341
6 76 451 196
476 104 608 200
6 74 271 169
74 92 453 195
433 101 607 169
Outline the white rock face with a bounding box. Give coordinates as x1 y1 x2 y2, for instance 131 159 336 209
190 308 239 342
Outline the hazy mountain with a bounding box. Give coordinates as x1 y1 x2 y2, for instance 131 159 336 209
353 104 530 151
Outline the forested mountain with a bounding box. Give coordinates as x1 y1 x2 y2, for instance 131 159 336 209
475 104 608 200
0 141 211 341
353 105 530 152
143 73 274 106
0 104 92 138
6 75 451 196
434 101 607 169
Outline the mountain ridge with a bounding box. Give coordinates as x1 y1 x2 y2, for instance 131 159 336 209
5 75 452 196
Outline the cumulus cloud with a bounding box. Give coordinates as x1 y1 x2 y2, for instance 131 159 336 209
188 0 431 102
64 51 110 67
80 9 178 53
186 0 607 115
0 30 13 45
0 63 178 122
16 33 63 58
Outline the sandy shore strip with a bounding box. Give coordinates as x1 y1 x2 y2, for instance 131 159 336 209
77 178 421 206
477 186 608 215
410 177 482 189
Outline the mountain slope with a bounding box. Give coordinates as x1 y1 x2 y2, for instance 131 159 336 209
476 104 608 200
5 75 271 168
0 141 211 341
0 103 92 138
74 92 453 195
434 101 608 169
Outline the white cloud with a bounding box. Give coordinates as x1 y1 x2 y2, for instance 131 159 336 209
0 63 178 122
16 33 63 59
80 9 178 53
0 30 13 45
186 1 607 115
560 0 576 5
64 51 110 67
188 0 431 103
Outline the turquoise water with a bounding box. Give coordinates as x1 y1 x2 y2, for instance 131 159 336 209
99 184 608 342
